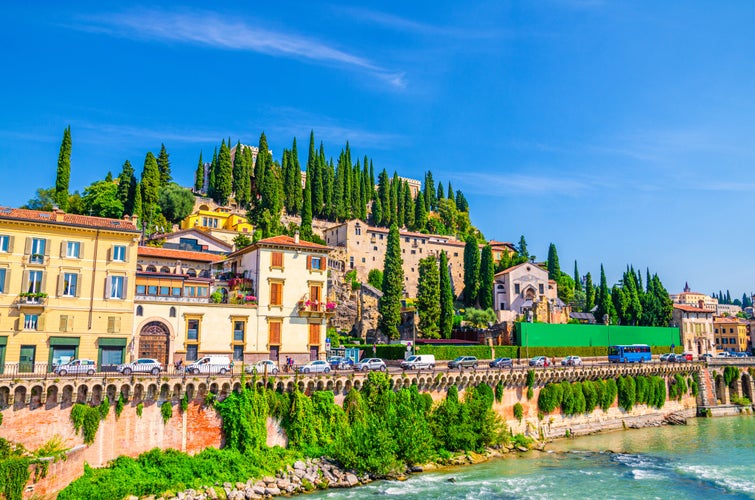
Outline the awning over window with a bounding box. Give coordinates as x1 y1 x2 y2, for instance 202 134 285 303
49 336 80 346
98 338 127 347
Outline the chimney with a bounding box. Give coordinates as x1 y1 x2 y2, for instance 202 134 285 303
52 207 65 222
294 231 300 244
698 299 704 309
130 215 139 229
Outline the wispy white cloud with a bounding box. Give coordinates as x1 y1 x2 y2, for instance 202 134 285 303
70 8 405 88
335 6 503 40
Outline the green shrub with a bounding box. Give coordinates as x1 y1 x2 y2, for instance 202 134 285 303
730 396 751 406
70 403 103 445
602 379 618 411
537 383 560 414
668 374 688 401
417 345 493 361
493 346 519 358
724 366 740 388
160 402 172 423
115 393 126 419
583 381 598 413
513 403 523 421
511 433 533 449
617 376 637 412
494 381 504 403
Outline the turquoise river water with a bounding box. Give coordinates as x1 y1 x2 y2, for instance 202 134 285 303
307 415 754 499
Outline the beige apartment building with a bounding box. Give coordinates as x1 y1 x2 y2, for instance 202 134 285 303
0 208 139 373
672 304 714 357
322 219 467 297
670 282 718 311
713 316 748 353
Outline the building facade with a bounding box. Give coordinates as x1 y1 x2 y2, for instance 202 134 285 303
672 304 714 357
0 208 139 373
322 219 467 297
713 316 748 353
179 199 253 247
670 283 718 311
148 228 233 254
715 303 742 317
493 263 569 323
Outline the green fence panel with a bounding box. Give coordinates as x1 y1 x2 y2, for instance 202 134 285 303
515 323 680 348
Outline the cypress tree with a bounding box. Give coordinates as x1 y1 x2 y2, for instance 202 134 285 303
54 125 72 210
424 171 435 211
594 264 616 324
156 143 171 187
518 235 529 260
308 133 324 217
214 140 233 205
455 190 469 212
207 147 218 200
290 137 303 215
377 169 391 226
301 170 313 239
447 182 454 205
414 192 427 232
116 160 134 208
233 142 248 207
140 152 160 227
390 172 399 226
547 243 561 280
324 158 335 220
194 151 204 192
478 244 495 310
362 156 370 215
585 272 595 312
417 255 441 338
437 181 444 200
463 235 480 306
125 173 138 216
396 179 405 228
351 159 362 220
403 182 414 230
132 180 142 224
254 133 270 198
439 251 454 339
371 195 383 226
379 224 404 339
574 261 582 292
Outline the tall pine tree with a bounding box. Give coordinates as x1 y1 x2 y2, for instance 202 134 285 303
478 244 495 310
213 140 233 205
156 143 171 187
54 125 72 210
379 224 404 339
463 235 480 306
439 251 455 339
140 152 161 228
194 151 204 192
416 255 441 338
547 243 561 280
116 160 134 209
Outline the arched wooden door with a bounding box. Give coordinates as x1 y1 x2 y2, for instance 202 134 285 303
138 321 170 366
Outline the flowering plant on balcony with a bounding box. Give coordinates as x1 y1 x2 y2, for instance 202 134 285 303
305 299 320 309
326 302 337 311
230 294 257 305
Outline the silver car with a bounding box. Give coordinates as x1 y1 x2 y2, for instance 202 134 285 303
354 358 387 372
246 360 280 375
561 356 583 367
54 359 96 376
117 358 163 375
297 360 331 374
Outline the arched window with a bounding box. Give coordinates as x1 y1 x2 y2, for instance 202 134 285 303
136 305 143 316
160 266 171 274
146 265 157 272
169 307 176 318
136 264 143 271
187 268 197 277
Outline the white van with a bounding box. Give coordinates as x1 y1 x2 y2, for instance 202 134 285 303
186 355 232 375
400 354 436 370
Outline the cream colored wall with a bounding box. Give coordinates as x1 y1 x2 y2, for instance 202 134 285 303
0 220 137 366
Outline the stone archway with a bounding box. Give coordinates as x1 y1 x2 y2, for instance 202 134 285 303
138 321 170 366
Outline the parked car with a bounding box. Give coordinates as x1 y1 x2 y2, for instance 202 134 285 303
448 356 478 369
54 359 96 376
185 355 232 375
716 351 731 358
354 358 387 372
732 351 750 358
489 357 513 369
659 353 675 362
561 356 583 367
245 360 279 375
327 356 354 370
401 354 436 370
698 353 713 361
680 352 694 361
671 353 692 362
298 360 331 374
117 358 163 375
529 356 550 367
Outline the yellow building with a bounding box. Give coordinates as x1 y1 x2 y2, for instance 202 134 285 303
179 202 254 249
713 316 748 353
0 208 139 373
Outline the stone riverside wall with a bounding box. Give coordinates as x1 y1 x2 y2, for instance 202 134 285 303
0 363 715 498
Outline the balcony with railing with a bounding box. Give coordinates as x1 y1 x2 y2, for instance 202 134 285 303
297 300 336 317
16 293 48 309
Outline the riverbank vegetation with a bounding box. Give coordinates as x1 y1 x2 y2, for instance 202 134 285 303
60 373 511 498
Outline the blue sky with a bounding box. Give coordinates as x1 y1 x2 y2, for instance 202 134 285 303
1 1 754 298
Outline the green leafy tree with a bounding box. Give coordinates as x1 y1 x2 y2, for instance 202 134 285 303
116 160 134 209
455 190 469 212
478 244 494 310
81 180 123 218
158 183 195 224
423 171 436 211
447 182 455 205
54 125 72 210
557 273 575 305
594 265 617 324
463 235 480 306
439 251 454 339
132 180 142 224
379 224 404 339
156 143 171 187
367 269 383 291
23 187 56 211
233 143 251 208
414 192 427 231
416 256 440 338
233 233 252 249
518 235 529 260
464 307 496 328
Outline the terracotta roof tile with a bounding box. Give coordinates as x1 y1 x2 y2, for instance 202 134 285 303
673 304 713 313
137 246 226 262
0 207 139 232
256 235 331 250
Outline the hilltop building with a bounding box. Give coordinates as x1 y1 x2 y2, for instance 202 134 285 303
322 219 467 297
179 198 253 248
670 282 717 312
0 207 139 372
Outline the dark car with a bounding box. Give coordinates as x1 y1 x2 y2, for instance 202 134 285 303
327 356 354 370
489 357 513 368
448 356 478 369
698 353 713 362
659 353 675 362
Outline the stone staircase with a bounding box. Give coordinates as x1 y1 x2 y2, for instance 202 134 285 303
698 368 716 407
